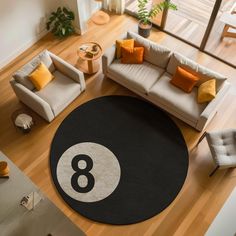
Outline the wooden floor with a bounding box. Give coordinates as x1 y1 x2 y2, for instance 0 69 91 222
1 13 236 236
126 0 236 66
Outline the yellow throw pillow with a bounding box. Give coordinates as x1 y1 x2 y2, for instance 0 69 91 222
28 62 54 90
116 39 134 59
197 79 216 104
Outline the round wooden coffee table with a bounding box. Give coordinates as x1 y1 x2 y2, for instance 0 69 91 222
77 42 103 74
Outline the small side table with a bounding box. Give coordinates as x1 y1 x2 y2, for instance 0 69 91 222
11 108 35 134
77 42 103 74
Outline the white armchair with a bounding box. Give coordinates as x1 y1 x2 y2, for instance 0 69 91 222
10 50 85 122
206 129 236 176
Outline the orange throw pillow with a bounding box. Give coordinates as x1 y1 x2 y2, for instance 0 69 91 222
121 47 144 64
170 66 199 93
116 39 134 59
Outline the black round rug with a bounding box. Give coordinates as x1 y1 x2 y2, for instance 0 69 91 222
50 96 189 225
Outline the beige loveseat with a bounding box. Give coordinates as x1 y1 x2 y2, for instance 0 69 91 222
10 50 85 122
102 31 230 131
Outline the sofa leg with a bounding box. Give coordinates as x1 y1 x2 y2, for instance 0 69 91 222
197 131 207 146
209 165 219 177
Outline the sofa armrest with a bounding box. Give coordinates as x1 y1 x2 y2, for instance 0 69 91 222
196 81 230 131
49 52 86 91
10 79 55 122
102 45 116 75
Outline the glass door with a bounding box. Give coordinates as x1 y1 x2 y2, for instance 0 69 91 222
125 0 236 68
205 0 236 66
164 0 216 46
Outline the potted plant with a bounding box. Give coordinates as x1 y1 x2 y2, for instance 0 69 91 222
137 0 177 38
46 7 75 39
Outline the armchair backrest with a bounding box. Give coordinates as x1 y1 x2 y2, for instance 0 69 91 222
12 50 55 91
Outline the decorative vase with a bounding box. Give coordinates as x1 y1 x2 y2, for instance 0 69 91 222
138 21 152 38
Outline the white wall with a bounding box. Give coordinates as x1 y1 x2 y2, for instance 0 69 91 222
59 0 101 34
0 0 60 69
0 0 101 69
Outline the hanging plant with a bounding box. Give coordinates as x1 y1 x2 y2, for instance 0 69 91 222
46 7 75 38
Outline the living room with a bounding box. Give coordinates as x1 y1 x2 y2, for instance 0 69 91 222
0 0 236 235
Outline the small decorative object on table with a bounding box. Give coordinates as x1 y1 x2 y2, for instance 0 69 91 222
77 42 103 74
0 161 10 178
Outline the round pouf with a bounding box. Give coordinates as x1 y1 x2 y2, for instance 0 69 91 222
91 11 110 25
50 96 189 225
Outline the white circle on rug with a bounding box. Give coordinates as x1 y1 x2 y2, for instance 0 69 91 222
56 142 121 203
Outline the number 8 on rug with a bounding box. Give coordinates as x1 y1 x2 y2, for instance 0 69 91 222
56 142 121 203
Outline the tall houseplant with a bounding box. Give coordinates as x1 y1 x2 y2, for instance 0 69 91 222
46 7 75 39
137 0 177 38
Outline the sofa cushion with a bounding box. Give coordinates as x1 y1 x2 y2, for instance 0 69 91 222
30 50 55 72
13 63 36 90
149 72 207 123
108 60 164 94
13 50 55 90
167 52 227 92
127 31 172 69
166 52 198 76
35 70 81 116
196 65 226 92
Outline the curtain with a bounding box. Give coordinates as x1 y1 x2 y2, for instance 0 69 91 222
102 0 125 14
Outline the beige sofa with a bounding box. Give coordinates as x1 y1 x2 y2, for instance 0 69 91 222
10 50 85 122
102 31 230 131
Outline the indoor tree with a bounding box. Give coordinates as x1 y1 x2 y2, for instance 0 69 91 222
46 7 75 39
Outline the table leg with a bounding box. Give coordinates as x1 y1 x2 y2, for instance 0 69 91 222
87 60 94 74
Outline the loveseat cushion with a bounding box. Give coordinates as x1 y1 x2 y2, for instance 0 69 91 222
35 71 81 116
166 52 198 76
166 52 227 92
13 50 55 90
149 72 207 123
127 31 171 69
108 60 164 94
197 65 226 92
13 63 36 91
